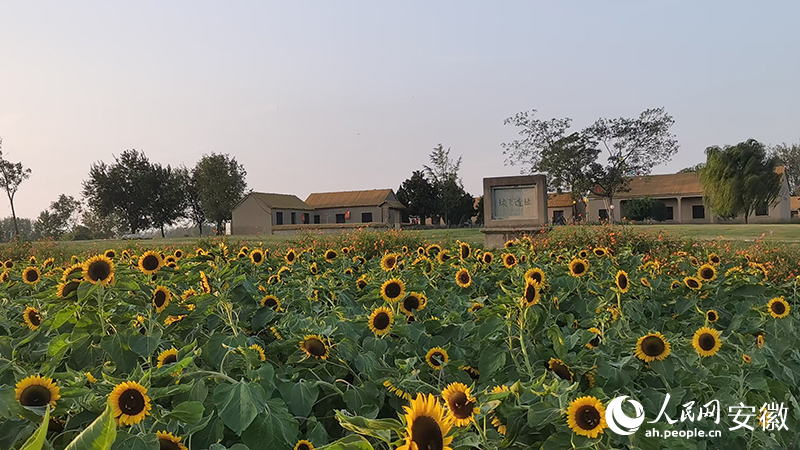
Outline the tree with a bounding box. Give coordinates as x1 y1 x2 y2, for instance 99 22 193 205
34 194 82 239
34 210 62 240
83 150 155 234
678 163 705 173
475 196 484 225
397 170 437 224
585 108 680 222
771 141 800 195
149 164 188 237
193 153 248 235
0 217 33 242
186 169 207 235
700 139 782 223
79 207 125 240
423 144 464 226
0 138 32 239
445 185 477 226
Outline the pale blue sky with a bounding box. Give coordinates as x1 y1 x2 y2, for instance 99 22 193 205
1 1 798 219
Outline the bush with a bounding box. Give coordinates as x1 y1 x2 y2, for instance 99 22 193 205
624 197 668 222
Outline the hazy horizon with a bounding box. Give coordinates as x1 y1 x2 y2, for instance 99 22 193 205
2 1 799 220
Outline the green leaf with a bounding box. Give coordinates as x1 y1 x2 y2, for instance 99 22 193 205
128 329 163 358
479 347 506 380
241 399 298 449
547 326 566 359
51 304 80 330
334 411 401 445
342 386 381 419
163 401 204 425
319 435 375 450
213 380 266 436
65 401 117 450
289 380 319 417
110 433 158 450
19 404 49 450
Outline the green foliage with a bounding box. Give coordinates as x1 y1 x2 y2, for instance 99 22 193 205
397 170 437 223
623 197 668 222
701 139 782 222
771 140 800 195
0 137 33 239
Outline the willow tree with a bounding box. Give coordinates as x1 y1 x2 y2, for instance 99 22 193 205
700 139 782 223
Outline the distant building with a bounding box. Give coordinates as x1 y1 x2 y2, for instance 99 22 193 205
792 196 800 219
586 168 791 223
305 189 404 228
231 192 315 235
547 193 587 224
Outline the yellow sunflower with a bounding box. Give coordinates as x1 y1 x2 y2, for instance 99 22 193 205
640 277 651 288
757 334 765 349
697 264 717 282
42 257 55 269
548 358 574 382
173 249 183 259
356 274 368 290
381 253 399 271
578 249 589 259
103 249 116 259
502 253 517 269
461 365 480 381
524 267 545 285
157 348 179 368
482 252 494 265
249 344 266 361
743 354 752 364
23 306 42 330
181 288 197 301
82 254 115 286
683 276 702 290
380 278 406 303
401 292 426 315
592 247 607 257
110 381 151 426
249 249 265 266
309 262 318 275
521 279 540 307
767 297 790 318
670 280 681 290
692 327 722 357
294 440 315 450
86 372 98 383
397 393 454 450
566 396 607 438
425 347 449 370
138 251 163 275
708 253 721 265
442 382 478 427
260 293 281 310
368 306 394 336
459 242 471 260
426 244 442 256
324 249 337 261
15 375 60 407
490 385 510 435
586 327 602 348
568 258 589 277
634 332 671 362
0 270 8 283
437 249 452 264
455 268 471 288
199 271 211 294
706 309 719 323
384 380 413 401
615 270 629 293
4 259 13 269
300 335 329 360
29 256 37 264
156 431 188 450
153 286 171 313
504 239 516 249
22 266 41 285
285 249 297 264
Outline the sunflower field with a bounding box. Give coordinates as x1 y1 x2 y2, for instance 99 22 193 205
0 235 798 450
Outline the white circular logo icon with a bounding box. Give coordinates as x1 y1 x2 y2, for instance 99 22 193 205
606 396 645 435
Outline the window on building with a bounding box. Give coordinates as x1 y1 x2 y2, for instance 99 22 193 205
276 212 283 225
692 205 705 219
291 212 297 224
665 206 674 220
313 215 320 224
755 203 769 216
335 213 346 223
362 212 373 223
553 210 564 220
599 209 608 220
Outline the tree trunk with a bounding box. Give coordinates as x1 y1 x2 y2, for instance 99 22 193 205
160 225 166 238
197 221 203 236
9 196 18 239
744 212 749 224
216 220 224 236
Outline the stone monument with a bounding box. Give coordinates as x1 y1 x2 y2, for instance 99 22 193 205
480 175 548 248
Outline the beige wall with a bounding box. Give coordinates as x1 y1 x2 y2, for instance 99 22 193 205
231 196 272 236
312 206 401 228
548 203 587 223
271 209 312 226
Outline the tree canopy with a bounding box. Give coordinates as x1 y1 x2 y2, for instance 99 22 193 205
771 140 800 195
700 139 782 223
0 137 32 239
397 170 436 224
193 153 248 235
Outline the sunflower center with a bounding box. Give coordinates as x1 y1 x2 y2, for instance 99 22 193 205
287 253 295 262
88 261 112 281
551 362 572 381
20 385 52 406
385 282 401 299
458 272 470 284
524 284 537 303
484 255 492 264
573 262 585 274
618 275 628 290
27 311 42 326
698 333 716 351
154 291 167 307
304 338 327 357
410 415 444 450
404 296 420 311
505 256 515 265
142 255 159 271
461 248 469 259
264 297 278 309
162 354 178 365
701 268 713 279
386 258 396 269
25 270 39 282
589 336 601 347
159 438 182 450
119 389 146 415
253 253 262 263
576 405 601 430
373 312 390 330
62 281 80 297
642 336 666 357
326 252 336 260
771 302 786 315
707 311 717 321
429 352 444 367
297 445 310 450
531 272 542 284
448 392 475 419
